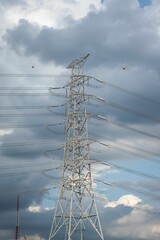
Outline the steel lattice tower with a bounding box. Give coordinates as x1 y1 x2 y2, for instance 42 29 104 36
48 54 104 240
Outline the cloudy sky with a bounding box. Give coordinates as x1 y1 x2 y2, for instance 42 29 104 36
0 0 160 239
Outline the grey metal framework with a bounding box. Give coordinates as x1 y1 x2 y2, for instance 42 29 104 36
48 54 104 240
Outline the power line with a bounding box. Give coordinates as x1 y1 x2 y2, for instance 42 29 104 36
104 198 160 216
0 177 160 217
97 115 160 141
0 122 63 129
0 136 159 165
0 149 42 157
0 104 65 110
0 87 50 90
0 105 47 110
90 132 160 158
1 74 159 106
104 81 160 107
0 147 64 158
96 179 160 201
0 168 53 178
0 72 159 104
0 186 58 195
0 93 51 96
122 204 160 216
0 161 57 170
0 112 65 117
0 73 68 78
1 98 159 124
107 136 159 158
0 166 61 178
96 140 160 164
0 138 95 148
106 100 160 123
1 110 154 140
0 139 63 148
94 160 160 182
0 87 65 96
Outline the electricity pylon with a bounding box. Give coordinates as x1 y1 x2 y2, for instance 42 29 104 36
48 54 104 240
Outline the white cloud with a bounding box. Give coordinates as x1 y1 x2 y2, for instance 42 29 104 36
0 0 102 33
107 208 160 239
0 129 13 136
105 194 142 208
27 205 51 213
25 0 103 26
20 234 45 240
92 163 111 177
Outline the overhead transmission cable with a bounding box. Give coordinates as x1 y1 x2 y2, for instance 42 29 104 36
0 98 159 123
0 186 59 195
0 139 63 148
0 161 60 170
0 87 50 90
1 142 160 181
0 72 159 104
0 103 65 110
105 100 160 123
90 131 160 158
96 135 160 158
93 139 160 164
103 80 160 107
0 183 159 216
0 112 65 117
95 179 160 201
0 87 65 96
0 137 159 165
0 74 159 106
0 146 64 158
0 167 61 178
9 169 157 202
0 138 95 148
93 160 160 182
96 115 160 141
0 73 69 78
0 122 64 129
0 93 51 96
0 105 48 110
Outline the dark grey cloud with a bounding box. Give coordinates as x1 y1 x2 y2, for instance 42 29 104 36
5 0 160 72
4 0 160 127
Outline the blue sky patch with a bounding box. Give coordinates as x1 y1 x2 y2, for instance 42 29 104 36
138 0 152 8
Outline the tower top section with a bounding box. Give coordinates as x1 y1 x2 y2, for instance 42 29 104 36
67 53 90 70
